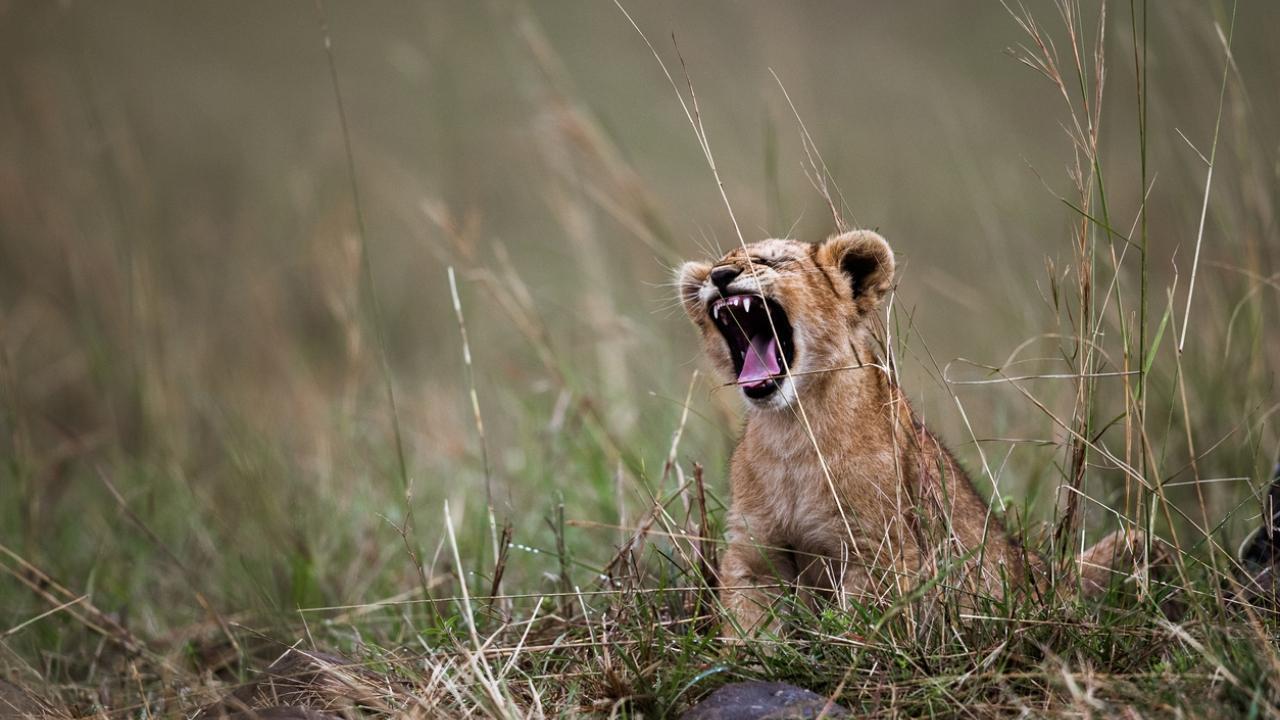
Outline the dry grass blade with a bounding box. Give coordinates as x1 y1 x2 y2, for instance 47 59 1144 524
1178 2 1237 350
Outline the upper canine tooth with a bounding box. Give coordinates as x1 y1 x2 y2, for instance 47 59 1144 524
713 305 722 320
743 297 752 312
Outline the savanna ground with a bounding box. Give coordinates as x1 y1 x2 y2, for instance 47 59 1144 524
2 1 1279 717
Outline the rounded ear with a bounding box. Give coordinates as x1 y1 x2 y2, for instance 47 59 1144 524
675 261 712 318
816 230 895 312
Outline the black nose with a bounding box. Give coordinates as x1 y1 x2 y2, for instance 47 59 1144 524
710 265 740 291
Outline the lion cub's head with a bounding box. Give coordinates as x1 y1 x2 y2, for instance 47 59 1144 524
676 230 895 409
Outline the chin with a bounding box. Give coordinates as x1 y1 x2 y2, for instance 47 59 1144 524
738 374 799 411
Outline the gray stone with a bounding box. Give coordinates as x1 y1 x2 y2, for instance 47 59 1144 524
681 681 850 719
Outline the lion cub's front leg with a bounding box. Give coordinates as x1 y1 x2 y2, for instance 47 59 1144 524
718 521 796 640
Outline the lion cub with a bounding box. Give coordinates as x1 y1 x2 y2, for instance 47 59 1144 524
677 230 1148 637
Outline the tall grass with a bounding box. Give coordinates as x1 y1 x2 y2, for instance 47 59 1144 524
1 1 1278 717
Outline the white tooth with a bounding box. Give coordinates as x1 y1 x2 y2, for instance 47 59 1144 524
713 305 721 320
743 297 752 312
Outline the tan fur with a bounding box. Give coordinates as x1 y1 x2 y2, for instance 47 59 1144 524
677 231 1152 637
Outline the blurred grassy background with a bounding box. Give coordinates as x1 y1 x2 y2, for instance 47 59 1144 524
1 0 1278 708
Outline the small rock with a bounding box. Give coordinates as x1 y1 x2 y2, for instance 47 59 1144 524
681 681 850 720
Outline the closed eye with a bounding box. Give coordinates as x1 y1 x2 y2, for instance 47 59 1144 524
744 256 792 269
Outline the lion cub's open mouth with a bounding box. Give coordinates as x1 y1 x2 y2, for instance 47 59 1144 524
709 294 795 399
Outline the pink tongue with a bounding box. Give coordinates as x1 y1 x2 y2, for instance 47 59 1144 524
738 334 780 386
